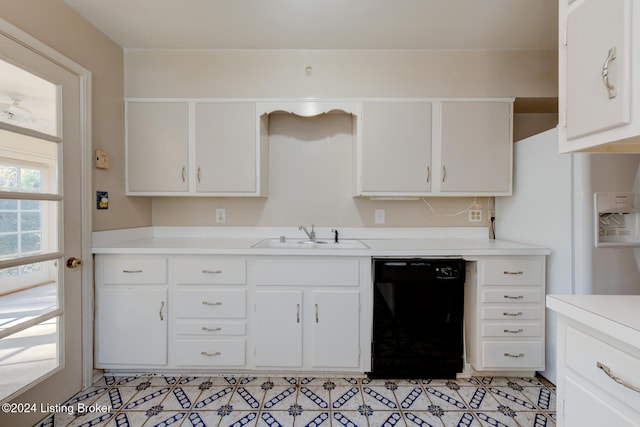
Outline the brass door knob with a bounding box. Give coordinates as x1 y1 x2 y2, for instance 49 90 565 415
66 257 83 269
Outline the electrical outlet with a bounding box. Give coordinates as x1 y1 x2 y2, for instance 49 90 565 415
469 209 482 223
95 150 109 169
215 208 226 224
374 209 386 225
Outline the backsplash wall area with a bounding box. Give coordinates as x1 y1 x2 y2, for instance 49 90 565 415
151 112 489 228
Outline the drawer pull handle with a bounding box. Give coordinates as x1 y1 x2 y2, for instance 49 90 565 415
123 269 143 273
202 301 222 306
202 327 222 332
202 269 223 274
504 295 524 300
503 271 524 275
503 312 523 317
201 351 221 357
504 353 525 358
504 328 524 334
597 362 640 394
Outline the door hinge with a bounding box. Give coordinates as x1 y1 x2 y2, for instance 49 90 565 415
563 29 568 47
562 111 567 127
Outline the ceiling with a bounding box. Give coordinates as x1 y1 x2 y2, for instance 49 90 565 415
63 0 558 50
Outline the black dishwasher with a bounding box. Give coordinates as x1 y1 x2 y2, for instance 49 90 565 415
369 258 465 379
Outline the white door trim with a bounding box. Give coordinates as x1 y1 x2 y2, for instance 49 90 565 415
0 18 94 389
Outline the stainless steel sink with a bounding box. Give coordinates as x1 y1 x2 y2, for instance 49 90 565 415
252 238 369 249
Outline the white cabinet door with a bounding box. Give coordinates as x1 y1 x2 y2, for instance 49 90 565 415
96 287 167 366
311 290 360 368
565 0 631 140
195 102 257 193
564 376 638 427
360 102 432 194
126 102 189 193
254 290 303 368
439 101 512 194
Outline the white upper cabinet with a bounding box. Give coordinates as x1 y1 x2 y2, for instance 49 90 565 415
126 100 267 196
359 102 432 194
126 101 189 193
356 99 512 197
439 101 512 194
195 102 258 193
559 0 640 152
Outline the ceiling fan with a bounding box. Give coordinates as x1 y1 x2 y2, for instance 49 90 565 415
0 93 55 133
0 93 35 122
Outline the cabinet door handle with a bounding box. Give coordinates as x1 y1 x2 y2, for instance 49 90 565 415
597 362 640 394
202 269 223 274
202 301 222 306
315 304 319 323
296 304 300 323
197 167 201 183
503 295 524 300
504 353 525 358
123 269 143 274
426 166 431 183
503 328 524 334
601 47 618 99
201 351 221 357
202 326 222 332
442 165 447 183
181 166 186 182
503 311 523 317
503 271 524 275
159 301 165 321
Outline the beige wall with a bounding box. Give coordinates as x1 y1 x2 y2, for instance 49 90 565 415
126 49 557 228
0 0 151 231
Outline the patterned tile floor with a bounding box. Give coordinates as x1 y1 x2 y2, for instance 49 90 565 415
36 374 555 427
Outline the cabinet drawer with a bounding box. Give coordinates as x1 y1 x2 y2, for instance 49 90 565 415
481 258 543 285
482 341 544 369
482 306 542 320
175 320 246 336
102 258 167 284
254 258 360 286
174 290 246 318
175 339 246 367
174 258 246 284
566 326 640 412
482 289 542 303
482 322 542 338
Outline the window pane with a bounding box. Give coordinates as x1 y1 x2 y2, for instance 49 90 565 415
20 211 40 231
0 129 58 194
0 317 60 401
0 199 58 262
0 233 18 258
0 211 17 232
0 165 18 191
0 60 58 137
0 261 59 326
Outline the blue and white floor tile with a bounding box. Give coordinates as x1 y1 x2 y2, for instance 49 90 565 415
35 374 555 427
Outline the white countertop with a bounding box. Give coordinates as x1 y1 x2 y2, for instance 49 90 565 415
547 294 640 351
92 227 549 257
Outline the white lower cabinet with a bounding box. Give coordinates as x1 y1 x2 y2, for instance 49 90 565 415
95 256 169 368
253 257 369 372
554 318 640 426
465 255 546 373
171 256 248 368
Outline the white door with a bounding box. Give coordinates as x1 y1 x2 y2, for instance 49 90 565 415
254 290 303 368
0 28 87 426
566 0 631 139
311 290 360 368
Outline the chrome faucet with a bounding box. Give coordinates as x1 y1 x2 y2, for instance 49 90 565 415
299 224 316 241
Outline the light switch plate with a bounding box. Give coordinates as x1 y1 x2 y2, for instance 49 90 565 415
374 209 386 225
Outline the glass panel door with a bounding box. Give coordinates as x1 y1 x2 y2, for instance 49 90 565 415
0 59 63 401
